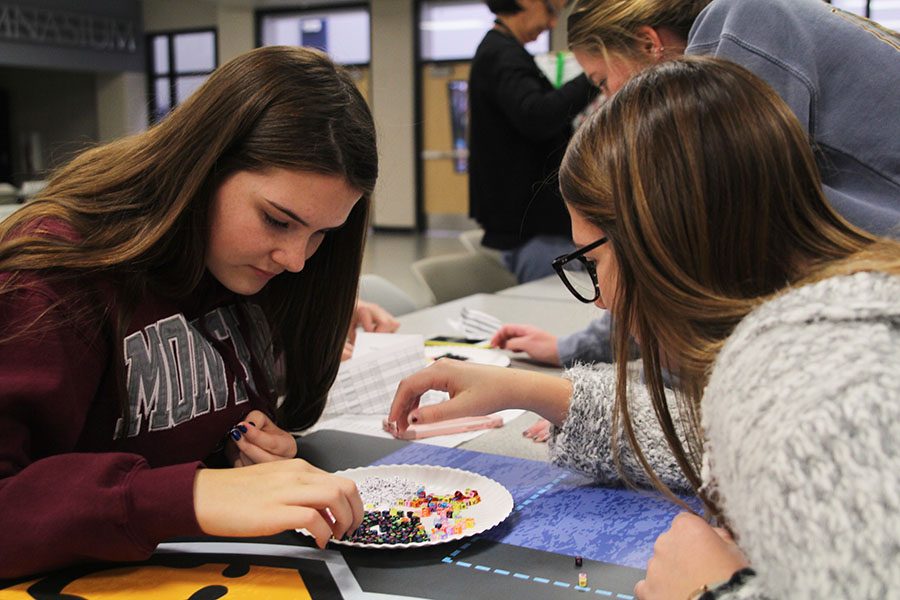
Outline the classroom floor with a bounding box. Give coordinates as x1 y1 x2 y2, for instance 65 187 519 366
361 228 468 308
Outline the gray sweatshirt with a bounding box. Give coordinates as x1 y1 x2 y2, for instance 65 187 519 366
687 0 900 236
550 271 900 598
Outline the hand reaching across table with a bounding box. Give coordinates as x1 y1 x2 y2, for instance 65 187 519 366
491 323 561 366
387 358 572 437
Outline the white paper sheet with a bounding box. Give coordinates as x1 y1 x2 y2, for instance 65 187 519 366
312 332 521 447
307 409 525 448
320 333 425 419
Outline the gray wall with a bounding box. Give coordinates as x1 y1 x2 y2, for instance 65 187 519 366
370 0 416 228
0 66 98 182
0 0 146 183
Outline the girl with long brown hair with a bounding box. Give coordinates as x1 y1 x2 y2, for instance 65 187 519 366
389 57 900 598
0 46 377 578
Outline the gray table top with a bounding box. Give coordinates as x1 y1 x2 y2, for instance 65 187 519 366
396 293 597 461
397 292 596 339
497 274 580 303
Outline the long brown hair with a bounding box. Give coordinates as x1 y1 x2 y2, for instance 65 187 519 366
567 0 711 55
0 46 378 431
559 56 895 513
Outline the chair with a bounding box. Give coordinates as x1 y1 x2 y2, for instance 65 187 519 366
458 228 507 268
358 274 419 316
411 252 518 304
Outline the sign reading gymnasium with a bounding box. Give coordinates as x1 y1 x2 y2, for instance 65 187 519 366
0 2 137 53
0 0 142 72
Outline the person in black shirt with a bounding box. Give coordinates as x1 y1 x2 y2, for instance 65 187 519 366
469 0 597 282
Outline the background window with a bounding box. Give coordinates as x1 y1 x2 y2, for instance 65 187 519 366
148 29 217 122
827 0 900 30
419 1 550 61
258 8 371 65
829 0 869 14
868 0 900 31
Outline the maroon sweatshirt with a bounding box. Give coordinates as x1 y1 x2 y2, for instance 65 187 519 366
0 227 278 578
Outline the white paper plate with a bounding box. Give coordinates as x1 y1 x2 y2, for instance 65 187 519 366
327 464 514 549
425 346 511 368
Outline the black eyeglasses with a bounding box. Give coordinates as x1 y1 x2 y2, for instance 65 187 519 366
552 236 608 303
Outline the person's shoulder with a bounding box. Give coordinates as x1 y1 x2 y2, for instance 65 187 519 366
471 33 533 86
744 271 900 334
480 29 515 48
724 271 898 353
690 0 820 41
700 0 809 19
703 271 900 460
476 30 531 62
710 271 899 396
471 32 500 74
1 215 97 305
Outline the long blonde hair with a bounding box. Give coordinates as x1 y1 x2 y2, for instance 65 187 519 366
0 46 378 431
559 56 897 513
567 0 711 55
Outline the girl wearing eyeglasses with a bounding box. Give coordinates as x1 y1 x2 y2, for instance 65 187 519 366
0 47 374 579
389 57 900 598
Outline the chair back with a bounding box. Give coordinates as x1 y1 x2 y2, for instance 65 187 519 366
458 228 506 267
359 274 419 316
411 252 518 304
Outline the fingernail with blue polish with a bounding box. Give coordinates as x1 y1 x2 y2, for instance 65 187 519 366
230 429 242 441
248 421 256 427
237 424 248 433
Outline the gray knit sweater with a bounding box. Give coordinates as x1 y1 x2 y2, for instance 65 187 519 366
549 272 900 598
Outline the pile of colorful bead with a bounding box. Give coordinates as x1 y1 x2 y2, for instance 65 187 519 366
343 476 482 544
344 510 431 544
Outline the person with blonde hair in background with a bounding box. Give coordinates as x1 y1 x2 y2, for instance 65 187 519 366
566 0 900 233
390 57 900 598
0 46 378 578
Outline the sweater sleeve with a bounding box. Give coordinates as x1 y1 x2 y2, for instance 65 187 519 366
489 47 596 142
702 283 900 597
0 285 203 579
549 362 692 492
557 312 614 367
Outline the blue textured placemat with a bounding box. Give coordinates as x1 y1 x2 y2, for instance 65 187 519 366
372 443 694 569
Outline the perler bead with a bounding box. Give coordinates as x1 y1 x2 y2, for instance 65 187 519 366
344 477 483 544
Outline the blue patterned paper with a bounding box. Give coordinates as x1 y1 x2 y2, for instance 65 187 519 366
372 444 696 569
